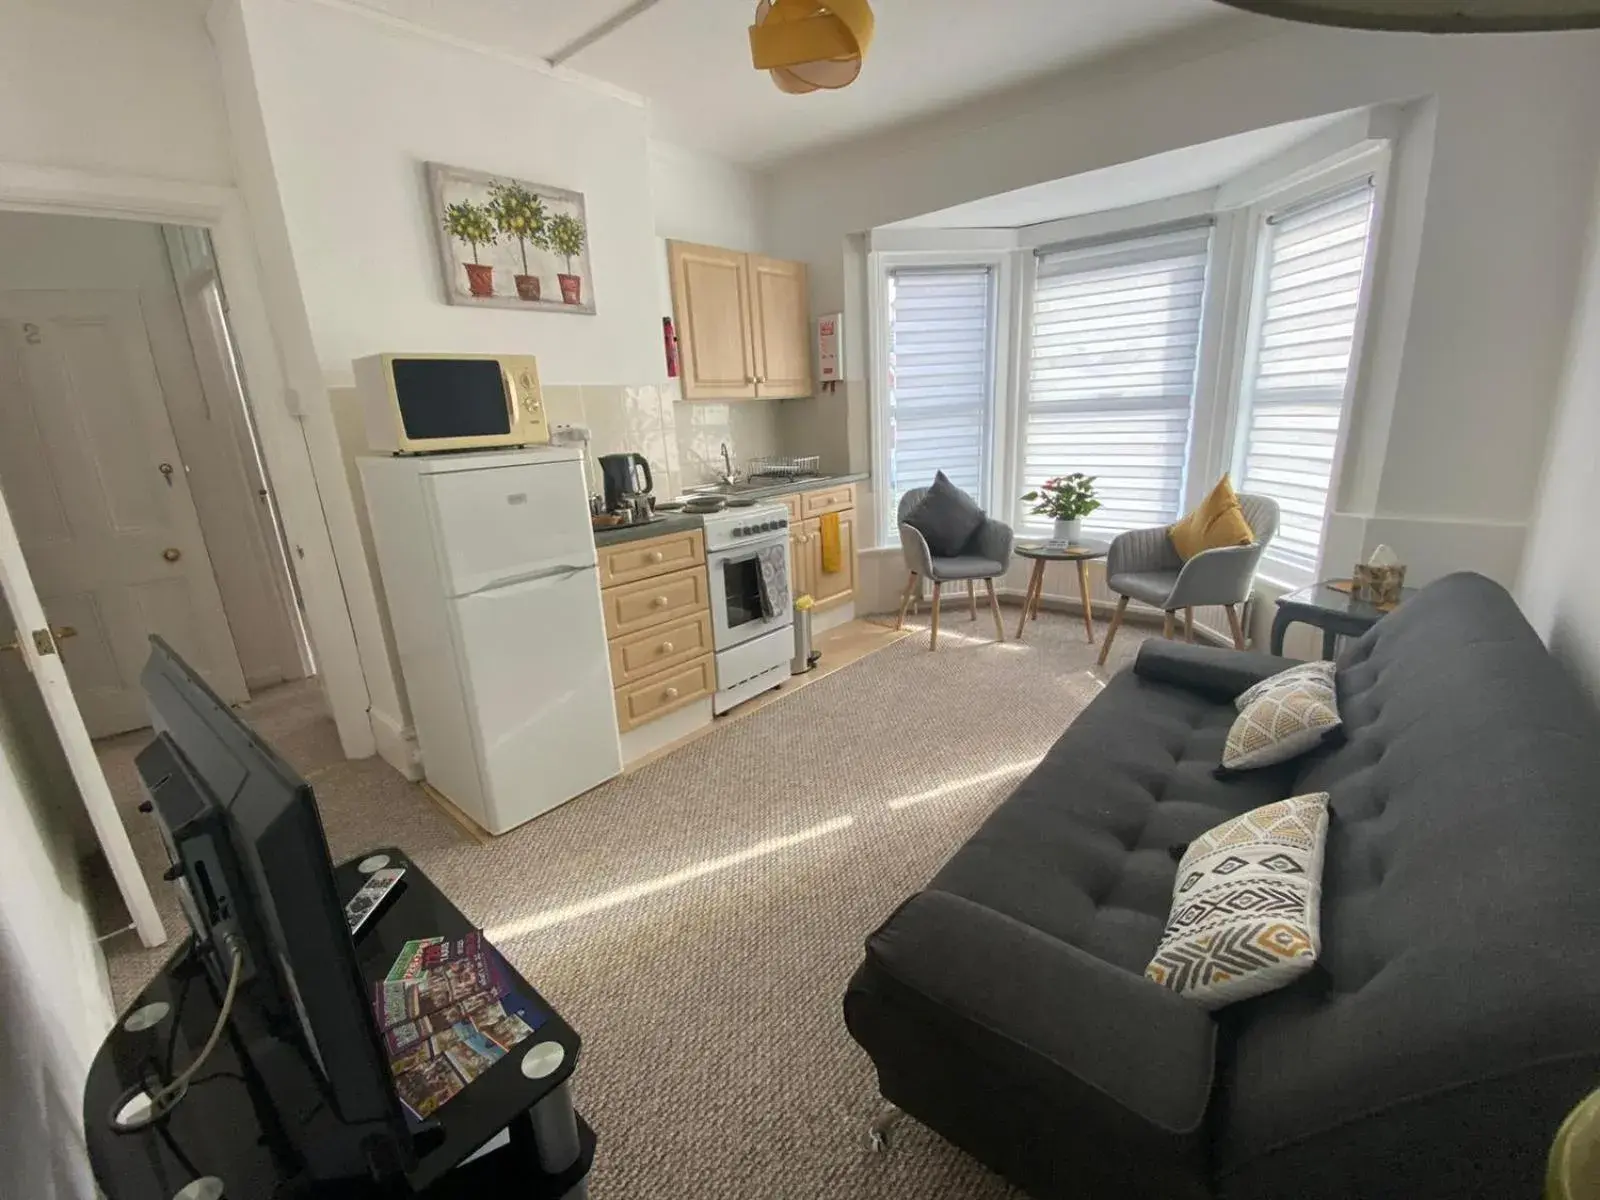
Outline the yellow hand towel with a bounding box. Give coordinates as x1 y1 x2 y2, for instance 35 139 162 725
819 511 842 575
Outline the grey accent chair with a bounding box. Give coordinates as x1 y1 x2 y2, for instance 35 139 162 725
894 487 1015 650
1096 493 1279 665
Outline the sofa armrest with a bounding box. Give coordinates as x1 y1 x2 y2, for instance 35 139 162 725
1134 639 1294 702
856 890 1216 1135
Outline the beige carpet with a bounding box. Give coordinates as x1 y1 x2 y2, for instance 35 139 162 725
99 607 1145 1198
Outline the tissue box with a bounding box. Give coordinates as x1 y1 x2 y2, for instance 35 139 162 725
1352 563 1406 606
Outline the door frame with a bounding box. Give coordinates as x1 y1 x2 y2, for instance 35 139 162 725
0 162 375 759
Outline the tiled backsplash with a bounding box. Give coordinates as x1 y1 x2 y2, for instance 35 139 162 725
542 380 781 500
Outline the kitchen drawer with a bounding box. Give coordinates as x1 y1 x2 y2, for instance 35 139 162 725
615 654 714 732
608 610 714 685
598 528 704 589
801 483 855 518
777 493 803 524
603 566 709 639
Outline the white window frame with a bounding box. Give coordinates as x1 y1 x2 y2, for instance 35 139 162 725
1222 146 1391 589
867 247 1015 544
1009 220 1217 540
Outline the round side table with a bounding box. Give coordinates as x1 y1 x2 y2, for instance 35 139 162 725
1014 539 1111 643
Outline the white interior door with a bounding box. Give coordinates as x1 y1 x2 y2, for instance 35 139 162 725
0 475 165 947
0 289 247 737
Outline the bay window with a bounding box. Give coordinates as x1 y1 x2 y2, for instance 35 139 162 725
1233 179 1378 586
1021 225 1212 537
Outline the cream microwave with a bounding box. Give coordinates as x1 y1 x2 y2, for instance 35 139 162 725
354 353 548 454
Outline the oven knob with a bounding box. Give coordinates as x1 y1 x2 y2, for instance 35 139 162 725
777 518 788 527
762 521 776 531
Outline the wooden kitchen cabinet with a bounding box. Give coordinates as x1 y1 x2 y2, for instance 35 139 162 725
808 510 856 612
784 482 856 613
668 240 812 401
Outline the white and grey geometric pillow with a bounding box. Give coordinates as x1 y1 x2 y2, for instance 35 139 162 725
1234 659 1336 712
1145 792 1330 1009
1223 661 1341 771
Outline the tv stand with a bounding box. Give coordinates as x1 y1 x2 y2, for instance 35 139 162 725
83 849 595 1199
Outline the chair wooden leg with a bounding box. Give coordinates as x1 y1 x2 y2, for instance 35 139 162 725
1225 603 1247 650
985 578 1004 642
1098 596 1129 666
1184 607 1195 644
929 582 942 650
895 572 918 630
1163 611 1176 639
967 579 978 621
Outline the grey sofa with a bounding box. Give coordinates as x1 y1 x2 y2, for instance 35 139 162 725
845 572 1600 1199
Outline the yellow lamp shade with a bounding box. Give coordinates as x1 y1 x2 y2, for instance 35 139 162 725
749 0 874 93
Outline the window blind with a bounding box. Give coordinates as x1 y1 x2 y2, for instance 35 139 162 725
1023 225 1212 537
885 267 995 533
1236 181 1376 584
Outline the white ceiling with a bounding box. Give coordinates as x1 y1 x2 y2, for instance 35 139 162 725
887 113 1349 228
335 0 1234 165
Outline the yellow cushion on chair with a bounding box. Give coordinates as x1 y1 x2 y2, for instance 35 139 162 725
1169 475 1254 560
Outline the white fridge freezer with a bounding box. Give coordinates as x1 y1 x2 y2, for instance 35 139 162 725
359 447 622 834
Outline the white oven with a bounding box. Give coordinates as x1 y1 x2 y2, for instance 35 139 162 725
701 504 794 714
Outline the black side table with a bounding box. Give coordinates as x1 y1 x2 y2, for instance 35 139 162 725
84 848 594 1200
1271 580 1418 658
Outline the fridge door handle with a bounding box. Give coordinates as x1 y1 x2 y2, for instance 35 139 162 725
462 562 594 597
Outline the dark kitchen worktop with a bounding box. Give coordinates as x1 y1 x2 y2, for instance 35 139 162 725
591 512 705 548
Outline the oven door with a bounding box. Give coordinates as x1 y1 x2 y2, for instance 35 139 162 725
709 540 792 650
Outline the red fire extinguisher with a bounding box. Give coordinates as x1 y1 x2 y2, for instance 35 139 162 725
662 316 679 378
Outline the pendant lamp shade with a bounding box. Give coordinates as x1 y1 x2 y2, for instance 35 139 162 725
750 0 875 93
1211 1 1600 31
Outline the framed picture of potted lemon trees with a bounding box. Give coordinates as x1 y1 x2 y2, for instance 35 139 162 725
426 161 596 314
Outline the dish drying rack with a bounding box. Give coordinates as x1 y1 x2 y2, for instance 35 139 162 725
745 455 821 481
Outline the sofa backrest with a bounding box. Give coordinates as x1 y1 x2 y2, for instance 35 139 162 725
1213 573 1600 1192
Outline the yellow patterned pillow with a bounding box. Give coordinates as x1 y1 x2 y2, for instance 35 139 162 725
1145 793 1330 1008
1169 474 1254 560
1222 661 1341 771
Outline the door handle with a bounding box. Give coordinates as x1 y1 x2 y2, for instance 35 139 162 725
1 626 77 654
163 547 182 563
159 463 175 487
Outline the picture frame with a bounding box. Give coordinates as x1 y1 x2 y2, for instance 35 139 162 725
426 161 596 315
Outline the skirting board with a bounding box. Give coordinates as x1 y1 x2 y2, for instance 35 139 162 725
370 707 423 780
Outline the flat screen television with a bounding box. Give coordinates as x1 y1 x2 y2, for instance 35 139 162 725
137 636 412 1181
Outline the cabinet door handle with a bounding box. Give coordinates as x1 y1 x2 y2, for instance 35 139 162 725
660 641 674 654
663 686 679 701
653 596 669 608
648 551 664 563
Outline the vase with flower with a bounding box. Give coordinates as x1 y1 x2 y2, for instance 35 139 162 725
1022 474 1101 545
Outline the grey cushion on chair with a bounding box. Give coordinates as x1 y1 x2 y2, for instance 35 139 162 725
904 471 987 557
925 555 1006 581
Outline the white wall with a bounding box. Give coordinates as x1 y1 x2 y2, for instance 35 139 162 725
232 0 663 387
1521 166 1600 701
762 22 1600 593
648 140 766 253
0 0 230 186
0 650 112 1200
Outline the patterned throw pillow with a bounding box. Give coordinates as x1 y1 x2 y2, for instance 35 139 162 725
1145 793 1330 1009
1233 659 1336 712
1222 661 1341 771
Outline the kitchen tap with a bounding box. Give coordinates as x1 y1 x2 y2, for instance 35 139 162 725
718 442 739 487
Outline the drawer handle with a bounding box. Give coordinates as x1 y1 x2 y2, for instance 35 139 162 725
660 641 674 654
648 551 664 563
663 686 679 700
653 596 669 607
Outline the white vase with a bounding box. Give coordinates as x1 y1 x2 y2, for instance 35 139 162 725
1054 518 1081 544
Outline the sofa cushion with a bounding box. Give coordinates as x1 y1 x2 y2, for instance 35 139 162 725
1221 661 1342 771
1145 793 1329 1008
903 470 986 557
929 660 1301 974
